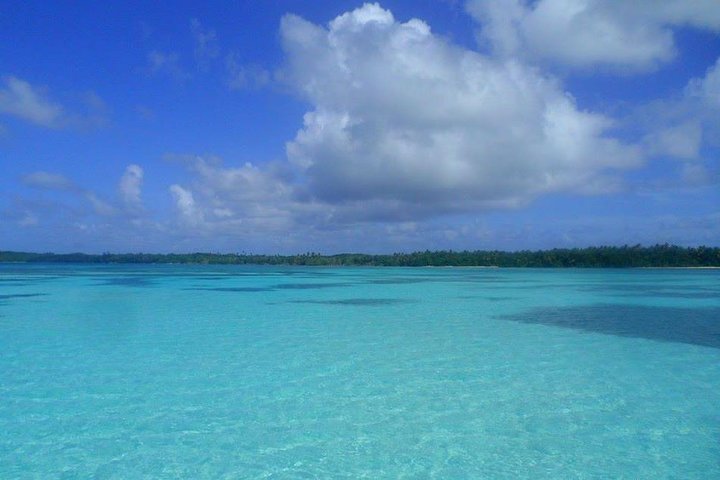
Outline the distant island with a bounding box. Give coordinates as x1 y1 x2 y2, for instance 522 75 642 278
1 244 718 268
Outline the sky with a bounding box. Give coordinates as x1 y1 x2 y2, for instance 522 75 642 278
1 0 719 254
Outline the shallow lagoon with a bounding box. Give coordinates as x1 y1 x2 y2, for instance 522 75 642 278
1 264 719 478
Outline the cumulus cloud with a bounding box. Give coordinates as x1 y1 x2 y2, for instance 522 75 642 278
687 57 720 108
119 164 144 210
167 155 301 231
688 58 720 158
163 3 649 237
0 76 64 127
7 3 719 253
169 184 204 226
466 0 720 71
639 56 720 184
280 3 640 219
150 3 719 246
643 122 702 160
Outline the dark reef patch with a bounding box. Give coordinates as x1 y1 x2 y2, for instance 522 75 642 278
367 277 434 285
579 284 720 296
0 293 47 307
187 275 235 281
614 291 720 299
456 275 517 283
185 286 275 293
289 298 417 306
0 276 60 285
184 282 352 292
95 276 156 287
456 295 514 301
274 282 352 290
498 304 720 349
0 293 47 300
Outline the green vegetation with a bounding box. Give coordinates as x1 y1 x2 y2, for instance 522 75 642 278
0 244 718 267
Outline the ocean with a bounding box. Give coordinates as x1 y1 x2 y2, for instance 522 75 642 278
1 264 719 478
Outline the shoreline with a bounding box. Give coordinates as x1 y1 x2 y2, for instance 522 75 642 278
2 245 719 269
1 262 719 269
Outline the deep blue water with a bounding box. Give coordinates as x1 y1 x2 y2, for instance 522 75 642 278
1 264 719 478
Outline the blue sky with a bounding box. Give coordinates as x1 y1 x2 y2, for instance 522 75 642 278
1 1 719 253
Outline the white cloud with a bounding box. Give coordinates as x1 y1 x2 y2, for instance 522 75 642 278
0 76 108 129
144 4 718 247
280 3 640 218
169 184 204 226
0 76 64 127
639 56 720 171
167 155 299 231
466 0 720 71
119 164 144 210
686 57 720 108
643 122 702 160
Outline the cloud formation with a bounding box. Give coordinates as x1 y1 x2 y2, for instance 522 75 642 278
0 76 108 129
169 184 202 226
119 164 144 210
162 3 656 235
637 55 720 186
687 57 720 108
280 3 640 219
0 76 64 127
466 0 720 71
21 169 138 217
168 156 297 231
7 3 717 253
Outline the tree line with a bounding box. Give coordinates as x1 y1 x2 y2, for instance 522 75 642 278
0 244 718 267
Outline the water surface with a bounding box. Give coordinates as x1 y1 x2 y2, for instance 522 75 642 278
1 265 718 478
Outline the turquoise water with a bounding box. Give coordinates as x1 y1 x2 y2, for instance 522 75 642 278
1 265 719 478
